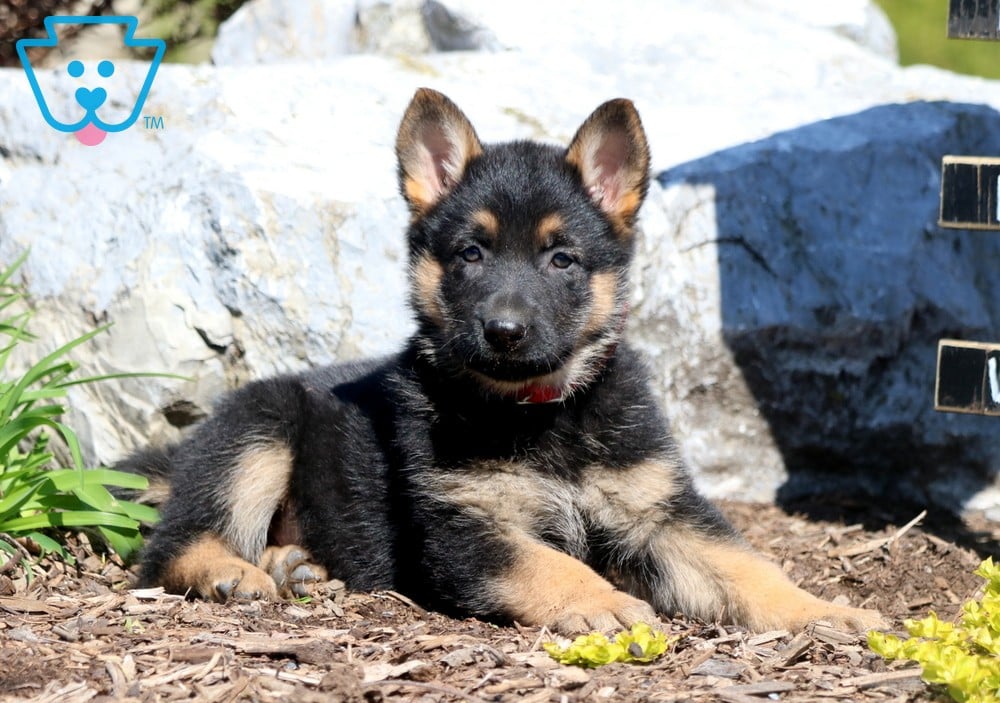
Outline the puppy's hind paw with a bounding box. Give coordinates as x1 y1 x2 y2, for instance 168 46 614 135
259 545 329 599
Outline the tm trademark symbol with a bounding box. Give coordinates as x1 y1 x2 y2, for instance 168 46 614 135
143 115 164 129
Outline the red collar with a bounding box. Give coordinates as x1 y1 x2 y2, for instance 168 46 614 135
508 340 621 405
514 383 566 404
503 305 628 405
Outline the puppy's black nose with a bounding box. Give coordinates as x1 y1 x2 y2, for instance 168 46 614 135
484 318 527 351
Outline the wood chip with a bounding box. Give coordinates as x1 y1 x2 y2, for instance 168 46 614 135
192 635 341 665
483 677 543 694
547 666 590 689
828 510 927 558
128 587 179 600
382 590 428 615
839 669 924 689
721 680 797 695
0 596 72 615
252 665 324 687
140 662 220 688
283 605 312 619
169 646 227 664
717 690 775 703
416 633 472 651
690 658 747 679
761 632 812 670
103 657 129 699
363 659 431 683
747 630 790 646
440 647 478 668
809 623 860 646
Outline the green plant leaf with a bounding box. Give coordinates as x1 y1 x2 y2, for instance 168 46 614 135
0 251 160 565
870 558 1000 703
34 468 151 492
60 370 190 388
0 326 106 424
0 510 140 532
24 531 70 561
0 481 49 523
0 250 30 286
0 413 63 463
95 524 144 561
116 500 160 524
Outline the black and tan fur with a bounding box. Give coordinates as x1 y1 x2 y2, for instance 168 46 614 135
120 89 885 634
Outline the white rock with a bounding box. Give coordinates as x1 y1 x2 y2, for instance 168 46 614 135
211 0 897 64
211 0 359 65
3 1 1000 510
356 0 433 54
754 0 897 59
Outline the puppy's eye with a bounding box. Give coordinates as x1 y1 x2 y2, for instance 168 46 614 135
550 252 574 269
460 246 483 263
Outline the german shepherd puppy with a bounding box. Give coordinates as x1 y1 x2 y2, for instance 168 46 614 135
121 88 884 634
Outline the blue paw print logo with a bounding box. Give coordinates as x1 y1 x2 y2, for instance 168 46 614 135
16 16 166 147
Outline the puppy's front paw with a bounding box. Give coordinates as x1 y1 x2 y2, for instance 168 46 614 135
207 561 278 602
695 542 888 633
808 604 888 633
747 594 887 633
160 535 279 602
495 539 659 634
549 590 657 634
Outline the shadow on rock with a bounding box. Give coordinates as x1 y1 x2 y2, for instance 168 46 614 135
657 101 1000 534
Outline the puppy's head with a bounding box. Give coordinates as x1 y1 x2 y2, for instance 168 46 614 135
396 88 650 402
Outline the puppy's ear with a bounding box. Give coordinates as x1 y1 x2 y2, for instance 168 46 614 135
566 99 650 235
396 88 484 217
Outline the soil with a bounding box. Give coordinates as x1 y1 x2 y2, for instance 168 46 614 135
1 498 996 703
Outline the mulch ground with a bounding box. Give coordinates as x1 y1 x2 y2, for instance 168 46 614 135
1 499 995 703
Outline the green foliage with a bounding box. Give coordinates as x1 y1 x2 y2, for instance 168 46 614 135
544 623 675 668
875 0 1000 79
0 251 159 567
142 0 248 63
869 558 1000 703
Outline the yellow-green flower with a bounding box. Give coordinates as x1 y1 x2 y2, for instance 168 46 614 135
617 623 671 663
544 623 675 668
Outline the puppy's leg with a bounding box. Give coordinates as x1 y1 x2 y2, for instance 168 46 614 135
160 540 328 602
491 535 656 633
141 439 295 598
627 485 885 632
161 534 278 601
136 377 310 600
686 539 887 632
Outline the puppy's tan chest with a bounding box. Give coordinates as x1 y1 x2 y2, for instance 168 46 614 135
417 458 682 546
